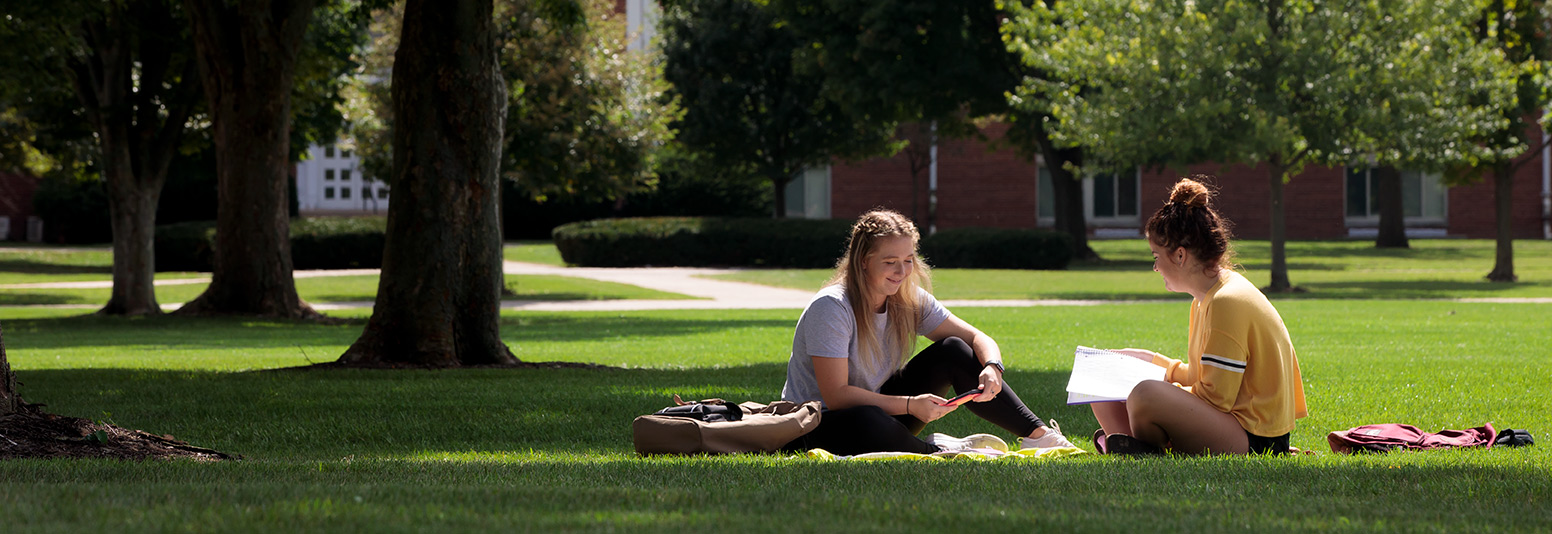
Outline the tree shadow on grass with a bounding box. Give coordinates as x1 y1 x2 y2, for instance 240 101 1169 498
10 364 1087 460
0 291 89 305
9 365 1549 531
0 259 112 276
0 311 798 351
1290 280 1536 299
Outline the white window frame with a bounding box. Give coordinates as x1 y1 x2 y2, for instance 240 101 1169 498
1037 162 1142 227
1343 167 1448 226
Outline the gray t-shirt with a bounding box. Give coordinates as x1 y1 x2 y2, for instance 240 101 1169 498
780 284 951 406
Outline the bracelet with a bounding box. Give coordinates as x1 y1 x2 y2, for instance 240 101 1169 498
905 397 912 416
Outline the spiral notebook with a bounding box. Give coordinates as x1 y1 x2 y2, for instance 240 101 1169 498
1064 346 1167 405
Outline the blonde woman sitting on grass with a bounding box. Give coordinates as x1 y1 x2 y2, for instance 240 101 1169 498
779 209 1075 455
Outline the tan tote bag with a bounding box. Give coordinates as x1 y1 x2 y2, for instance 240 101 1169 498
632 398 822 455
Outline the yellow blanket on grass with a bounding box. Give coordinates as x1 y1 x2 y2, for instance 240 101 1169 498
806 446 1088 462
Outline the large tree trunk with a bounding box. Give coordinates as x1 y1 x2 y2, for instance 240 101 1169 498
772 174 790 219
1486 164 1517 282
1029 121 1097 260
1373 165 1409 249
179 0 318 318
1266 161 1293 292
338 0 516 367
100 163 166 315
0 322 17 417
66 3 197 316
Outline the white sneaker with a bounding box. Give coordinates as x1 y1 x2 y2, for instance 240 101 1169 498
1020 420 1078 450
924 432 1009 452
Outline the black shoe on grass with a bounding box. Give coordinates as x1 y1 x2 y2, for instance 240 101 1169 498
1103 433 1164 455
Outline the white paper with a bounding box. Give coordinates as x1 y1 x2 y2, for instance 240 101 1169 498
1064 346 1167 405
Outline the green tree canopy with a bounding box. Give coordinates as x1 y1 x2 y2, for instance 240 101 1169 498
659 0 897 218
346 0 673 207
1007 0 1514 290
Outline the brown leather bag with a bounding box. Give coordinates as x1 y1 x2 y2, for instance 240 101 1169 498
632 396 822 455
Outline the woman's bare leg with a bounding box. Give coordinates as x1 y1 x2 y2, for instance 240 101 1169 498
1126 380 1248 454
1090 401 1131 436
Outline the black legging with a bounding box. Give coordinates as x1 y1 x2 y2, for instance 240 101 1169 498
782 336 1047 455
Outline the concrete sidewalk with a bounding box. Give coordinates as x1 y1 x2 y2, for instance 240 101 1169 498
11 261 1544 313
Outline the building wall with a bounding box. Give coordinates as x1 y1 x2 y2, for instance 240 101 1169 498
0 171 40 241
295 144 390 217
833 122 1552 240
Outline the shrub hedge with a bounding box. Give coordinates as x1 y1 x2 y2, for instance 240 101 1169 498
919 227 1073 270
553 218 1074 270
553 217 854 268
155 217 387 272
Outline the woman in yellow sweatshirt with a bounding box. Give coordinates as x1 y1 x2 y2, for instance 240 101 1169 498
1091 176 1308 455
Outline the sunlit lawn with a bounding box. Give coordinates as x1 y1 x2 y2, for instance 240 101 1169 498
710 239 1552 300
0 239 1548 531
0 299 1547 531
503 240 567 266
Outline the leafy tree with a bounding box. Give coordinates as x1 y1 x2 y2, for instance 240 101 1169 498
768 0 1073 239
346 0 673 206
659 0 897 218
1011 0 1511 291
0 0 201 315
338 0 515 367
1455 0 1552 282
499 0 675 203
178 0 368 318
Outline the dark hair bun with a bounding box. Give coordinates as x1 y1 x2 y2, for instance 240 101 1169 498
1168 176 1213 208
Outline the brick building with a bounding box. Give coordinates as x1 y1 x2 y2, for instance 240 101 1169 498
0 171 42 241
819 123 1552 240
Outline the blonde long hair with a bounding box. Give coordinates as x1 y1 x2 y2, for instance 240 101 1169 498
827 209 934 374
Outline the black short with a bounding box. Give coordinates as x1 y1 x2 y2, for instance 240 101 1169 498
1246 431 1290 454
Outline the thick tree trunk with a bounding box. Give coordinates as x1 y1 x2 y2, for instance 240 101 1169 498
1030 122 1097 260
772 174 790 219
179 0 318 318
100 162 165 316
338 0 516 367
1486 164 1517 282
0 323 17 417
1266 162 1293 292
1373 166 1409 249
67 3 195 316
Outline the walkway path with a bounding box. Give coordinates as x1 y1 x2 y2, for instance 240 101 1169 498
5 262 1549 312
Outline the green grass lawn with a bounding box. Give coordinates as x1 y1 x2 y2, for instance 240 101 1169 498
0 275 691 306
0 298 1547 532
504 240 567 266
710 239 1552 300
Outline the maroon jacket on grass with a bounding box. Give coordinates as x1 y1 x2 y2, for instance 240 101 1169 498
1328 423 1496 453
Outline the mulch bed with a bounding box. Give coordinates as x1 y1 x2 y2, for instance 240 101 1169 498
0 404 235 461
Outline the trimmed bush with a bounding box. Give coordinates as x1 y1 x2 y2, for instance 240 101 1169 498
154 221 218 272
154 217 387 272
290 217 387 270
920 227 1073 270
553 217 853 268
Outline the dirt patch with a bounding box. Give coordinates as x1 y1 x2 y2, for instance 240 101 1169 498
0 404 235 461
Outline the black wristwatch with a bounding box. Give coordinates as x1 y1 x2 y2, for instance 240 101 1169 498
984 361 1005 375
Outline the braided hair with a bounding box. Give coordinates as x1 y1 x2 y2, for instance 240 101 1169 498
828 209 933 374
1145 175 1236 273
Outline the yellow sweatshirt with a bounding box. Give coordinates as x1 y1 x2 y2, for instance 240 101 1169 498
1151 271 1309 437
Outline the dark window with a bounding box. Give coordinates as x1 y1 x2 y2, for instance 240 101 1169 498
341 170 352 182
325 146 335 158
324 187 335 199
1037 167 1054 219
378 188 389 199
325 169 335 181
342 187 351 199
